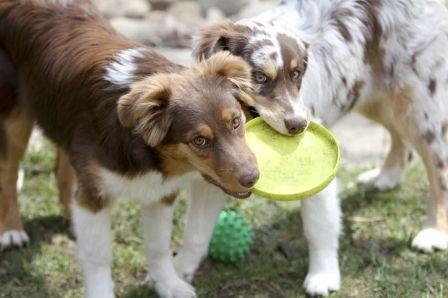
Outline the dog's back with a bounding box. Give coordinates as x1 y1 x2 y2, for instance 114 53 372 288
0 0 178 150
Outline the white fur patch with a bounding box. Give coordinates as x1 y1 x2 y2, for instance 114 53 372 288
357 168 401 191
0 230 29 249
300 180 341 296
72 203 114 298
98 168 198 204
17 168 25 191
303 270 341 297
142 202 196 298
412 228 448 252
174 179 226 282
105 48 146 86
289 95 309 122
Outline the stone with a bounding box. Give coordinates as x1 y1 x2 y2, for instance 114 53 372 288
110 11 192 47
93 0 151 19
231 0 278 20
148 0 175 11
110 17 157 45
205 7 226 24
168 1 203 28
199 0 250 16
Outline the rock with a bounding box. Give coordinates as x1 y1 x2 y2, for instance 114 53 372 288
199 0 250 16
168 1 203 28
205 7 226 24
148 0 175 11
110 12 192 48
231 0 278 20
93 0 151 19
110 17 157 45
154 47 192 67
146 11 192 47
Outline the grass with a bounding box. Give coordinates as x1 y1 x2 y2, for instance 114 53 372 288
1 139 447 298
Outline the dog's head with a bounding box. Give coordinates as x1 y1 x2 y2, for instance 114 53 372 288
194 20 310 135
117 52 259 199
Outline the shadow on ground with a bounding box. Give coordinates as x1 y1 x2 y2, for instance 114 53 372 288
0 215 71 297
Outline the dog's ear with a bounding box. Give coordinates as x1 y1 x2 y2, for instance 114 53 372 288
195 52 254 106
117 75 173 147
193 20 250 60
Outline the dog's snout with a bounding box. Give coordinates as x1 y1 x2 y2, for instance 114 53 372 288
284 117 308 135
239 168 260 188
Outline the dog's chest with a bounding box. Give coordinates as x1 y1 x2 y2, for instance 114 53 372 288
98 168 198 204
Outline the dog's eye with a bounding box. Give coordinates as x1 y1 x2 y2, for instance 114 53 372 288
192 136 208 147
292 69 301 80
232 116 241 129
254 72 268 84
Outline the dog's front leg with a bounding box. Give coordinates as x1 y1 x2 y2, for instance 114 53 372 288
174 179 225 282
142 197 196 298
72 191 114 298
301 179 341 296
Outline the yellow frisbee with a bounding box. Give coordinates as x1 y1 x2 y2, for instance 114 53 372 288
245 118 340 201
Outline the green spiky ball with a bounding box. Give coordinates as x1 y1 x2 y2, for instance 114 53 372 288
209 210 253 263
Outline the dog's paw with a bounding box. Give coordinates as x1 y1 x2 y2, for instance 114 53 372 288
303 271 340 297
85 282 114 298
0 230 29 250
412 228 448 252
174 253 202 283
147 273 196 298
357 168 400 191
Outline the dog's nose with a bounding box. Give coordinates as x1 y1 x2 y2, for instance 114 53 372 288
284 117 308 135
239 168 260 188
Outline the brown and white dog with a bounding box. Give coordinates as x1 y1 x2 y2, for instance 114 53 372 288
171 0 448 296
0 1 259 297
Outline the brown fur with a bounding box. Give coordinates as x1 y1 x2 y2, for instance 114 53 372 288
0 106 32 235
197 124 214 140
428 79 437 96
193 20 252 59
117 74 175 147
0 0 258 215
161 194 176 206
55 149 76 217
359 0 386 76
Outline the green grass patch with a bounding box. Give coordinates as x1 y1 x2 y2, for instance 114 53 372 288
0 140 447 297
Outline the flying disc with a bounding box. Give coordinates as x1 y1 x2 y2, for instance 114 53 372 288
245 118 340 201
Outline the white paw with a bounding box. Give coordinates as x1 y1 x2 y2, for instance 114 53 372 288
174 253 202 283
411 228 448 253
147 274 196 298
86 283 114 298
303 271 340 297
357 168 400 191
0 230 30 250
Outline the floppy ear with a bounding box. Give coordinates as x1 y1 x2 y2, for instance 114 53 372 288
117 75 173 147
193 20 250 60
195 52 254 106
